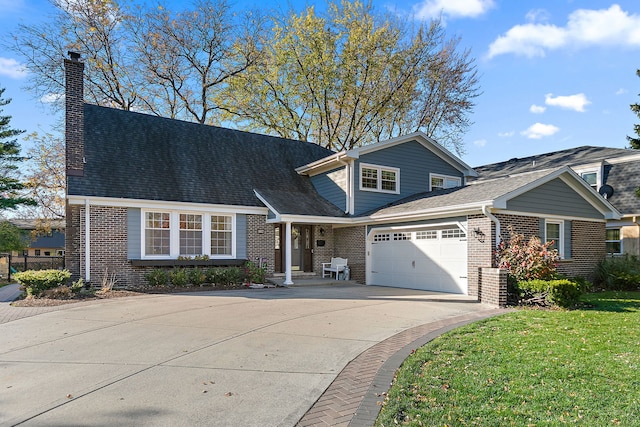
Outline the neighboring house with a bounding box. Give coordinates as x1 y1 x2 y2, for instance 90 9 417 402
64 53 620 307
7 219 65 257
474 147 640 257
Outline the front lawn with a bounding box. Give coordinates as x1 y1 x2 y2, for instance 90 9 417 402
376 292 640 426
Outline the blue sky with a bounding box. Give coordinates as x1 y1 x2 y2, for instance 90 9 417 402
1 0 639 166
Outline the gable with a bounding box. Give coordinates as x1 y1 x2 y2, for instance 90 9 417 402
353 140 464 215
507 178 603 219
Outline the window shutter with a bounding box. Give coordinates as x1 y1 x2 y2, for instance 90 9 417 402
539 218 544 240
127 208 141 259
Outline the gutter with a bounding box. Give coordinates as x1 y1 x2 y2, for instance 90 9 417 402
482 205 501 247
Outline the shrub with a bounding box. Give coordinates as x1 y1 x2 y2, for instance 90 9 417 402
205 266 243 286
594 255 640 291
496 227 560 283
13 269 72 298
188 268 206 286
516 279 583 308
41 286 73 300
71 278 85 293
145 269 169 287
244 261 266 284
169 268 189 287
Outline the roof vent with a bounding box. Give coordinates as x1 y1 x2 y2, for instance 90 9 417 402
598 184 614 199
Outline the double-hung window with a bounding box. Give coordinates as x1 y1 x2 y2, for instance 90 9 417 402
545 220 563 257
179 214 202 256
211 215 232 256
143 211 233 258
430 174 461 191
360 163 399 193
145 212 171 256
605 228 622 254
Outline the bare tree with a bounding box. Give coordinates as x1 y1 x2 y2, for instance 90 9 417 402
129 0 266 124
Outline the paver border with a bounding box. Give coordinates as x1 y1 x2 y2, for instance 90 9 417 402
297 309 509 427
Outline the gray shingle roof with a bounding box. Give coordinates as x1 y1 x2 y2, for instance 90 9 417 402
604 160 640 215
69 105 335 209
473 146 633 179
256 189 347 217
473 145 639 216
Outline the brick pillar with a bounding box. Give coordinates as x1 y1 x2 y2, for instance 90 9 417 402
65 51 84 177
479 267 508 307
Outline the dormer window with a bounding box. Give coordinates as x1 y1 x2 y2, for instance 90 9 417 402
360 163 399 194
430 174 461 191
581 171 598 190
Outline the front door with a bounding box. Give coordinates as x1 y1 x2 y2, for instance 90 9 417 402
274 224 313 273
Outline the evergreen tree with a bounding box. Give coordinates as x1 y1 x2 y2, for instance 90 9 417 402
0 87 35 210
629 69 640 149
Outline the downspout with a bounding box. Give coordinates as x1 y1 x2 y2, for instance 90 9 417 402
339 159 353 214
482 205 501 248
85 198 91 283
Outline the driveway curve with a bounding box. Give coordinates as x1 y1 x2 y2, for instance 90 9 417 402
0 284 499 426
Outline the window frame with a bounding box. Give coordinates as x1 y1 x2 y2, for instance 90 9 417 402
605 228 622 255
544 219 564 258
142 210 235 259
359 163 400 194
576 168 600 191
429 173 462 191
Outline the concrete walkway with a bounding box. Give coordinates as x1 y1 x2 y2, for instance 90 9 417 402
0 285 505 426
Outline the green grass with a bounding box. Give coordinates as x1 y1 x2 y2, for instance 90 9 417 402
376 292 640 426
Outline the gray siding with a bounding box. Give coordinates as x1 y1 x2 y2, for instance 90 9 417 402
311 167 347 211
354 140 464 215
127 208 141 259
508 178 602 219
236 214 247 259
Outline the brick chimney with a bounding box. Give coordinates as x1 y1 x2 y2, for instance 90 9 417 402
65 51 84 177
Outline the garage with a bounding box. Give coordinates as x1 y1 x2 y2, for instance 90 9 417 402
368 225 468 294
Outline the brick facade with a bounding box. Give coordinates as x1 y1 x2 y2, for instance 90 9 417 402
246 215 275 275
557 220 605 280
333 226 366 284
467 214 494 298
312 225 335 274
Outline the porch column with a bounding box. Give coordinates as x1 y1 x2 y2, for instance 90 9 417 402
284 221 294 286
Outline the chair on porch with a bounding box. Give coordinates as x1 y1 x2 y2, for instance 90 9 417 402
322 257 348 279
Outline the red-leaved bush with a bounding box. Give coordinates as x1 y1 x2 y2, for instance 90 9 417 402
496 227 560 282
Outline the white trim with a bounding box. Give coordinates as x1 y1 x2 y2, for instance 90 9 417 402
575 168 601 191
67 195 267 215
359 163 400 194
544 219 564 258
605 226 622 255
495 209 608 223
141 209 236 260
84 199 90 282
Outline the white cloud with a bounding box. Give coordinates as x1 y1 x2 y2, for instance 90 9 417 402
615 88 627 95
488 5 640 58
473 139 487 147
545 93 591 112
498 131 515 137
40 93 64 104
414 0 495 21
530 104 546 114
0 57 27 79
521 123 560 139
525 9 550 24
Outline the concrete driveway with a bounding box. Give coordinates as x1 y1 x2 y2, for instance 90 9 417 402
0 284 497 426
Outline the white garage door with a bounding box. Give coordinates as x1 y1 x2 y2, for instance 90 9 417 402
369 227 468 294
